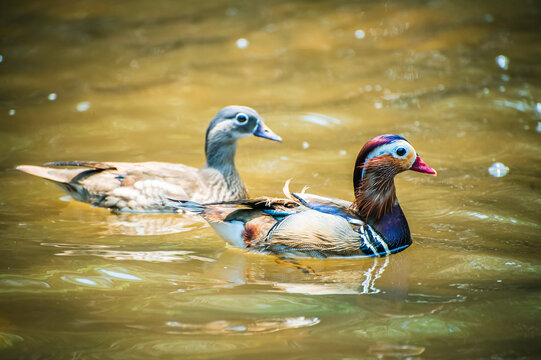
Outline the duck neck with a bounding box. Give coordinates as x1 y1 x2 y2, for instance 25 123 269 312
351 169 411 251
205 138 237 172
203 137 247 197
371 201 412 251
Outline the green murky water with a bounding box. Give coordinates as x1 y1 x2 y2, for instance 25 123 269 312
1 0 540 358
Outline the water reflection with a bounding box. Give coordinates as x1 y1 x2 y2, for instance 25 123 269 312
1 0 540 358
197 250 411 296
57 197 207 236
54 248 215 263
0 276 51 293
275 257 391 295
368 343 425 357
127 316 320 335
104 213 206 236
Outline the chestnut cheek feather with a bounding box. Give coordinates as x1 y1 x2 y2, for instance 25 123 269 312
362 155 403 174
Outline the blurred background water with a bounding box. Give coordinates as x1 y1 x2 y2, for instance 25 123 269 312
0 0 540 358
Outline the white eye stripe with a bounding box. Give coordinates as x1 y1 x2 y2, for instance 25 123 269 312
365 140 413 161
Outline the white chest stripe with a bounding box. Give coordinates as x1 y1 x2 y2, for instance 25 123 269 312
359 225 391 257
369 226 391 256
359 226 380 256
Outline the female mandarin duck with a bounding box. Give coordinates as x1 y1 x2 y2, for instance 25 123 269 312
169 135 436 258
16 106 282 212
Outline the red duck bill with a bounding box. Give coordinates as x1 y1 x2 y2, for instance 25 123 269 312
410 155 437 175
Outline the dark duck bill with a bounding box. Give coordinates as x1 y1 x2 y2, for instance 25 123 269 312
253 121 282 142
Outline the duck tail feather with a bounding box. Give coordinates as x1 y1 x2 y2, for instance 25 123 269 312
166 198 207 214
43 161 117 171
16 165 72 184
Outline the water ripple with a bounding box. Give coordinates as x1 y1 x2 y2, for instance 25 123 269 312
0 332 24 350
155 316 319 335
0 276 51 293
54 249 216 263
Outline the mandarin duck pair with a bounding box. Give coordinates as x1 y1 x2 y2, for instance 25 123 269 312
17 106 436 258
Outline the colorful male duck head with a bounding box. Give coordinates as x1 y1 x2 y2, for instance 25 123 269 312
352 134 436 221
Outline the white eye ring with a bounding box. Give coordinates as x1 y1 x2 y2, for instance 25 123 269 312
235 113 249 124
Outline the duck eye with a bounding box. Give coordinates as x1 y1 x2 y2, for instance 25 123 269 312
235 113 248 124
396 147 406 157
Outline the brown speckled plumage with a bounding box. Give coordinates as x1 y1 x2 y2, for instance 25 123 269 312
16 106 281 212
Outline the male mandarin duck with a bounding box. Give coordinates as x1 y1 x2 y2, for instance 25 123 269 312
168 135 436 258
16 106 282 212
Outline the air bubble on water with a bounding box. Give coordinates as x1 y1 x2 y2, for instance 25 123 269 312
536 103 541 113
76 102 90 112
536 122 541 133
226 8 238 17
499 86 505 92
339 150 347 156
354 29 365 39
8 109 15 115
364 85 372 92
48 93 57 101
495 55 509 70
302 141 309 149
501 74 510 82
374 102 383 109
483 88 489 95
236 38 249 49
0 55 3 63
488 162 509 177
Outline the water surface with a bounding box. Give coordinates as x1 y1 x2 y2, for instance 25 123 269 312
1 0 540 358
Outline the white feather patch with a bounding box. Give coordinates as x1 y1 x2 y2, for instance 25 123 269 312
209 221 246 248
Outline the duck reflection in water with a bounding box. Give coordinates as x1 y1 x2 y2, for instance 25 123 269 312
196 248 411 296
